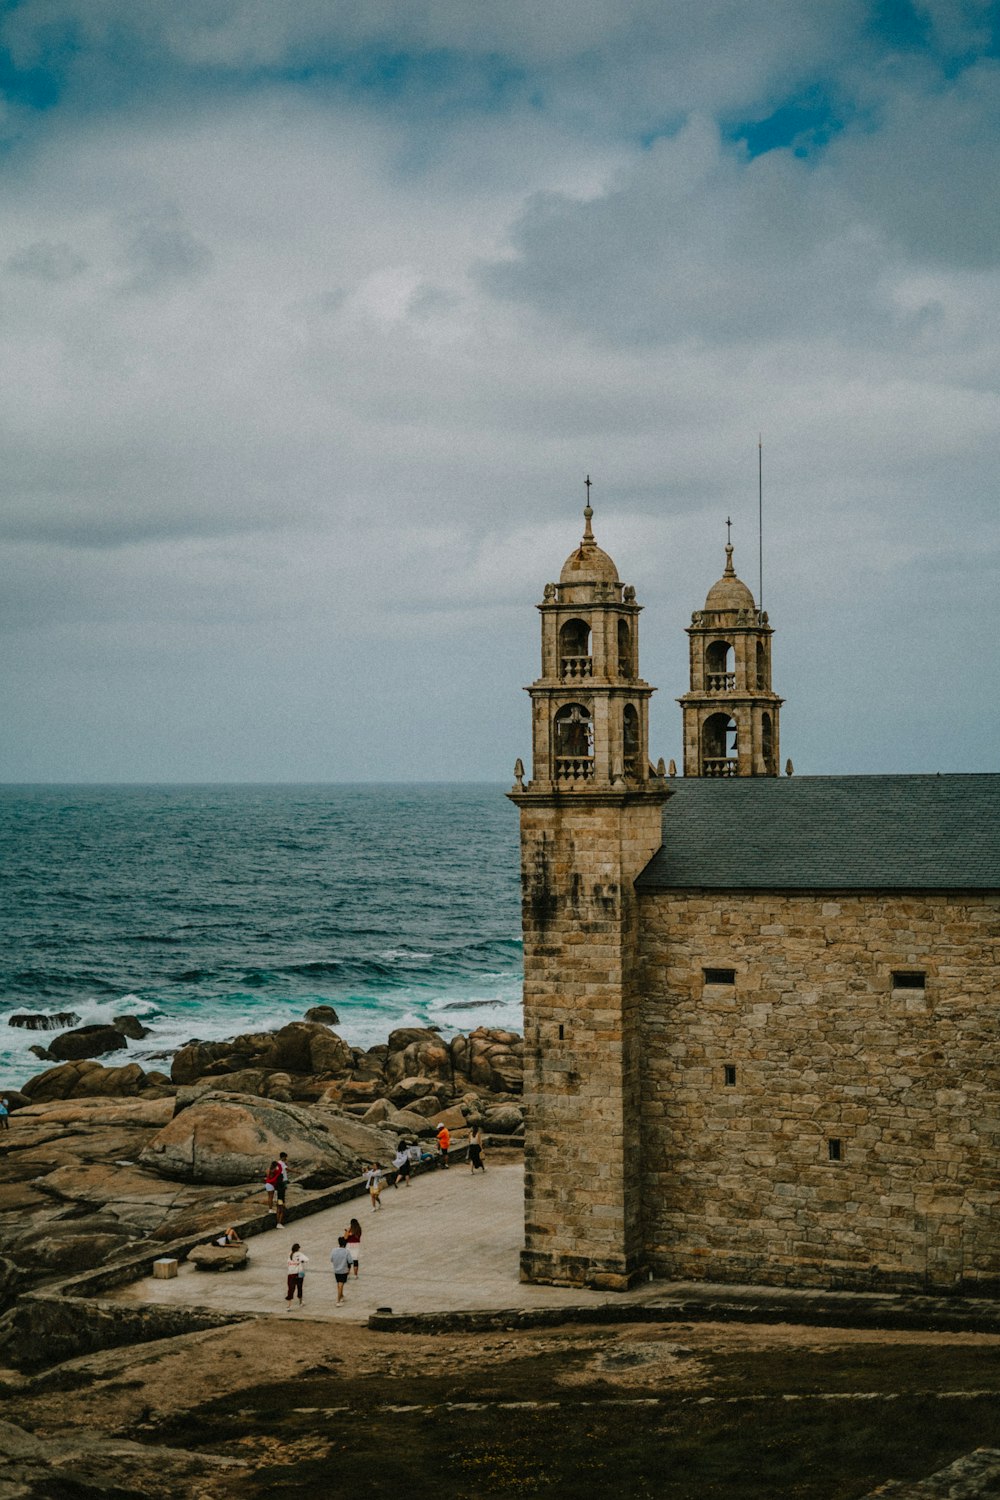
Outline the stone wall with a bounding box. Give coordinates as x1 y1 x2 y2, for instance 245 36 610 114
516 791 665 1288
638 890 999 1291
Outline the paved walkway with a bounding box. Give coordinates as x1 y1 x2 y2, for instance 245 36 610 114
108 1161 656 1325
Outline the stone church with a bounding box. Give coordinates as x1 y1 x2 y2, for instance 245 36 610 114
509 498 999 1294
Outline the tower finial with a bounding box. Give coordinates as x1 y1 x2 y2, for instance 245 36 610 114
583 474 594 542
724 542 735 576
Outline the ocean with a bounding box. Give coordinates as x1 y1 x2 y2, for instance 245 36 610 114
0 784 523 1091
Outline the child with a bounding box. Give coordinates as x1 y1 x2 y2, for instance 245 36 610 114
365 1162 384 1210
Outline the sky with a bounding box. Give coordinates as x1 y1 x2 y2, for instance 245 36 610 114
1 0 998 783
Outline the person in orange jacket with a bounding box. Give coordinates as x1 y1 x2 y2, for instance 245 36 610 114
435 1122 450 1168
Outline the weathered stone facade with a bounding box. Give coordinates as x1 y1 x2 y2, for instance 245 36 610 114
513 503 999 1295
638 890 999 1291
517 794 665 1288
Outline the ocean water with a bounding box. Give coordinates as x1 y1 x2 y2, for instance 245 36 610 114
0 784 523 1091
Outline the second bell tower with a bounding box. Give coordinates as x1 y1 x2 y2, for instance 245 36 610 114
679 541 783 776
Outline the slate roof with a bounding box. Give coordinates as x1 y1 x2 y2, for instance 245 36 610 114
635 775 1000 891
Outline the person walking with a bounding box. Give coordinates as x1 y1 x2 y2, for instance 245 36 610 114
344 1218 362 1276
0 1097 9 1131
329 1237 354 1303
285 1243 308 1306
435 1122 450 1168
468 1122 486 1174
365 1163 384 1210
275 1152 290 1226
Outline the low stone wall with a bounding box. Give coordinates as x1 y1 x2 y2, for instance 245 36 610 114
369 1286 1000 1337
0 1294 259 1375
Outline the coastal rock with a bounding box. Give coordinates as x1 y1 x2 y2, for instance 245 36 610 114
0 1256 17 1313
430 1104 468 1133
21 1060 154 1102
170 1024 353 1086
138 1092 388 1185
350 1045 386 1078
387 1026 439 1049
24 1227 133 1275
46 1023 128 1063
12 1095 174 1129
334 1079 381 1104
483 1103 525 1135
385 1036 453 1089
189 1242 249 1271
303 1027 353 1076
403 1094 444 1118
387 1075 439 1105
7 1010 81 1031
171 1041 231 1084
389 1107 439 1136
458 1027 524 1095
304 1004 340 1025
114 1013 152 1040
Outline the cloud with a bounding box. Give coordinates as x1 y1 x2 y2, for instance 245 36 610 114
119 204 213 292
5 239 87 279
0 6 997 778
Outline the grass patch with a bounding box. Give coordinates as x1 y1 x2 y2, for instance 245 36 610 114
152 1338 1000 1498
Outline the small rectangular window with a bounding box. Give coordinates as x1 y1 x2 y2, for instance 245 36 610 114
892 971 925 989
828 1138 842 1162
723 1065 736 1087
703 967 736 986
558 1023 564 1041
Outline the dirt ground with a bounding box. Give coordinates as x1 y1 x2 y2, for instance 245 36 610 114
5 1315 1000 1499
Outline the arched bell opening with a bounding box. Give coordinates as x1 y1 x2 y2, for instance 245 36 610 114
761 712 775 775
622 703 640 778
554 703 594 782
705 639 735 692
756 640 768 690
560 619 592 681
617 618 632 678
702 712 738 777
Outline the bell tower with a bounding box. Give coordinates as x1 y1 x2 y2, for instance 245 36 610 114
679 540 783 777
509 484 670 1290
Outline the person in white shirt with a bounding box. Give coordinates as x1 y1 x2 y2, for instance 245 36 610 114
285 1243 308 1305
392 1144 411 1187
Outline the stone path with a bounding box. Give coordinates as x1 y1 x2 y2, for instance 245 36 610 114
107 1160 656 1325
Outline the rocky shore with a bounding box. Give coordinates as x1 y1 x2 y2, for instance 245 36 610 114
0 1013 523 1319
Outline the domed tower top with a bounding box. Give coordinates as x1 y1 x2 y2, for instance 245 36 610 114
559 484 621 603
704 544 756 615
